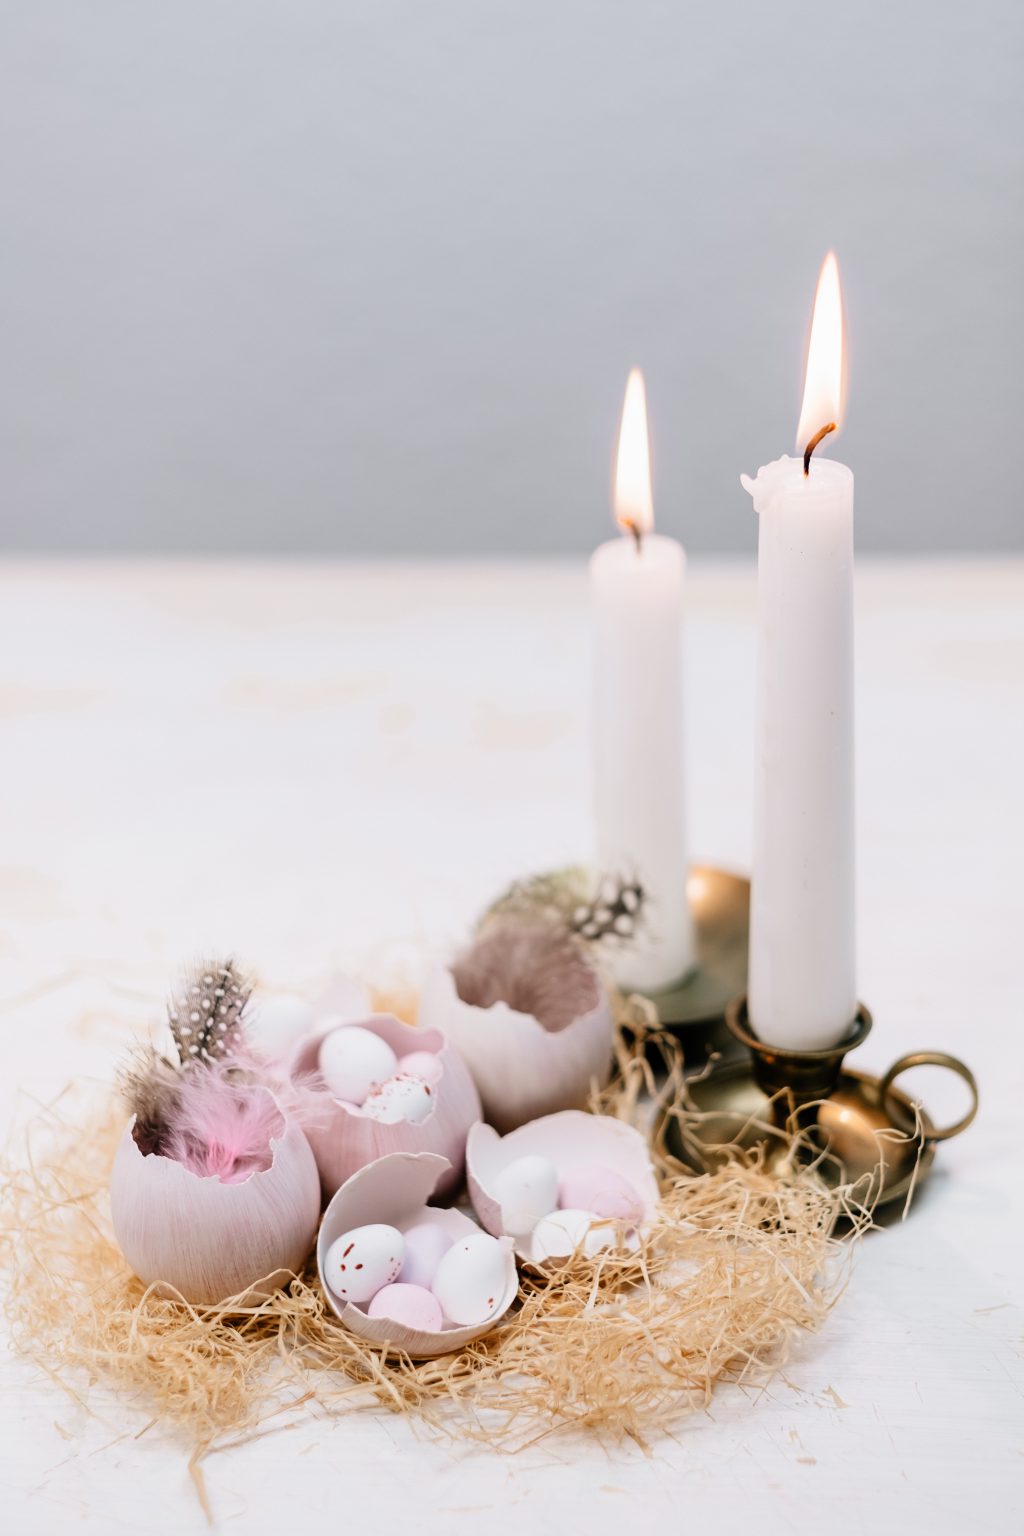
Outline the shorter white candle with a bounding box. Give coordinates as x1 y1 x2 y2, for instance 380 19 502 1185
741 253 857 1049
591 369 695 993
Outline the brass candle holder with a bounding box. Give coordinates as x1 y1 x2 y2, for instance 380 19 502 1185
661 993 978 1213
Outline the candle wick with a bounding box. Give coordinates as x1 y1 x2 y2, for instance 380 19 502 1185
624 519 644 555
803 422 837 476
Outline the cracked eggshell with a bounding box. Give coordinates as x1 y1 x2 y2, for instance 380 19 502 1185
417 945 614 1133
466 1109 659 1265
293 1015 481 1199
110 1101 321 1306
317 1152 517 1358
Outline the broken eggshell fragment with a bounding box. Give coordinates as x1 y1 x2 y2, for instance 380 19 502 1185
292 1014 481 1199
466 1108 659 1266
317 1151 518 1358
417 924 615 1133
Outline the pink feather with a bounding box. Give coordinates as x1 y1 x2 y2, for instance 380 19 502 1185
163 1069 284 1184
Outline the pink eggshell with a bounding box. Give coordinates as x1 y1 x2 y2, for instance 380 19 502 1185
368 1283 444 1332
557 1164 644 1224
397 1051 444 1087
398 1222 454 1288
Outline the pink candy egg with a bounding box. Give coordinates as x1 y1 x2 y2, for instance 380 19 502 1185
396 1051 444 1087
368 1283 444 1332
398 1222 453 1288
557 1164 644 1224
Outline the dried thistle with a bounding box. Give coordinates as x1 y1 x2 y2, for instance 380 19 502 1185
167 958 252 1066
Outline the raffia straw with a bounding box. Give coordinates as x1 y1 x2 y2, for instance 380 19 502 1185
1 998 881 1465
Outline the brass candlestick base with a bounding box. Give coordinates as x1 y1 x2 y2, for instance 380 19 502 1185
660 993 978 1213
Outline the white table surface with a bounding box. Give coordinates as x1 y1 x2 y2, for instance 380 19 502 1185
1 558 1021 1535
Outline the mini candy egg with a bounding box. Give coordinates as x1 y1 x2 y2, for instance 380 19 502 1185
363 1074 433 1125
246 993 316 1060
492 1154 558 1236
557 1163 645 1225
432 1232 508 1326
396 1051 444 1087
368 1282 444 1332
318 1026 398 1106
531 1209 615 1263
398 1221 453 1288
322 1223 405 1304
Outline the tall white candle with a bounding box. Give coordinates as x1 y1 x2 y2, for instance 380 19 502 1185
591 369 695 993
741 252 856 1050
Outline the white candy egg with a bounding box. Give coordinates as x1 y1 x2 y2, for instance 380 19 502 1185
363 1074 434 1125
531 1209 615 1263
432 1232 508 1326
396 1051 444 1087
398 1222 453 1288
318 1026 398 1105
322 1223 405 1305
492 1154 558 1236
245 994 316 1060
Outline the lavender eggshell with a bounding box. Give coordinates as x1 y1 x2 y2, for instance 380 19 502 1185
368 1283 444 1332
398 1222 454 1288
557 1163 645 1224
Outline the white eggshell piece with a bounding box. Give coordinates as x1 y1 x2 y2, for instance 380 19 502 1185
531 1209 616 1263
368 1283 444 1332
294 1018 482 1200
246 994 316 1060
432 1232 509 1326
363 1074 433 1125
318 1026 398 1105
558 1163 645 1224
396 1051 444 1087
322 1223 404 1305
398 1222 453 1288
466 1109 660 1264
317 1152 518 1358
492 1154 559 1237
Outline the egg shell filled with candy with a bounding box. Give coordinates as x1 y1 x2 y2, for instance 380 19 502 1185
317 1152 517 1358
431 1232 510 1326
558 1163 645 1225
318 1026 398 1105
322 1223 405 1305
466 1108 659 1266
398 1222 453 1288
368 1283 444 1332
294 1016 481 1199
491 1154 558 1237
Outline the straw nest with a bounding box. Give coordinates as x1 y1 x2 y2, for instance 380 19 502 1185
0 993 871 1472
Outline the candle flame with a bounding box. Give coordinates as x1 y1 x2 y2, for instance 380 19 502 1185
614 367 653 538
795 251 846 457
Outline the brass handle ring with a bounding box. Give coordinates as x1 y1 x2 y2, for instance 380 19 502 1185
879 1051 979 1142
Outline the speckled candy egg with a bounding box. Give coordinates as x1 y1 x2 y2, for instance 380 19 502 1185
432 1232 508 1326
318 1026 398 1105
363 1074 433 1125
492 1154 558 1236
557 1163 644 1225
322 1223 405 1304
368 1283 444 1332
398 1222 453 1288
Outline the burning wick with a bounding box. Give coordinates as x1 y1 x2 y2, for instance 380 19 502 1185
803 421 837 476
621 518 644 554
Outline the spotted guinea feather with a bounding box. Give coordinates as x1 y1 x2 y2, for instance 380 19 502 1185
167 958 252 1066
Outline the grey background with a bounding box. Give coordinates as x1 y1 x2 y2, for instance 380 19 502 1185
1 1 1021 556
